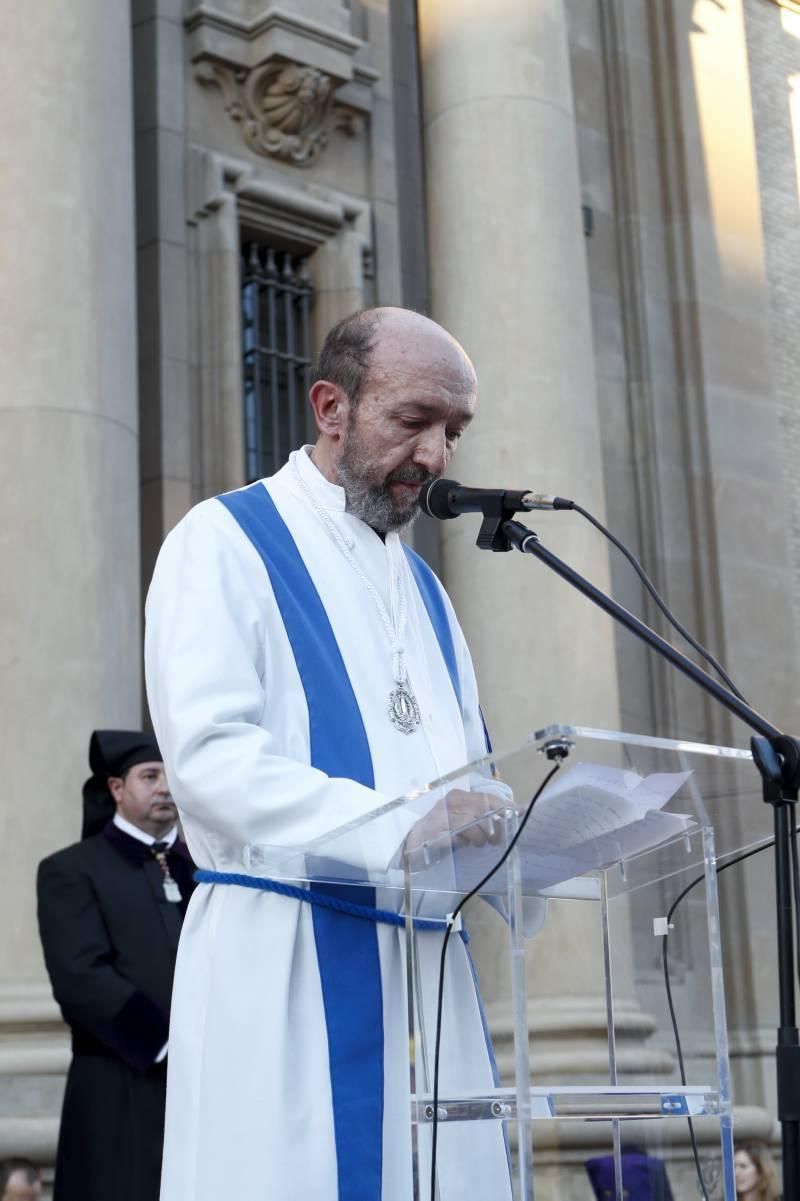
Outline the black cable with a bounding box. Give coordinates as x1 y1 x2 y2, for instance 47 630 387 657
661 831 798 1201
428 761 562 1201
790 819 800 977
571 502 749 705
661 879 712 1201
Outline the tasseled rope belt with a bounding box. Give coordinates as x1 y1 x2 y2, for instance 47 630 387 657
194 869 460 934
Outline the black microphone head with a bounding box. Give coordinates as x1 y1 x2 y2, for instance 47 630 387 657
419 478 461 520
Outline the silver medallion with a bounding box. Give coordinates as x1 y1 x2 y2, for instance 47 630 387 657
388 681 421 734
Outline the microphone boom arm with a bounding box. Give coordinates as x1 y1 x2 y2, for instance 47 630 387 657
500 519 778 737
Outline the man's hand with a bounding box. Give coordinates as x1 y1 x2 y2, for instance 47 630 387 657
404 788 506 854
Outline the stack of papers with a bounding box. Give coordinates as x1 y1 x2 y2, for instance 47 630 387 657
410 762 693 895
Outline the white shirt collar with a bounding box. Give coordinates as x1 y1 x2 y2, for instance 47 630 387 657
289 445 347 512
113 812 178 848
286 445 402 552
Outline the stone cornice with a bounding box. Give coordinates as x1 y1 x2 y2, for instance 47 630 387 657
185 5 364 77
190 147 347 240
188 147 372 257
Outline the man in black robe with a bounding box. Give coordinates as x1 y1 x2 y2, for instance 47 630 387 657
37 730 195 1201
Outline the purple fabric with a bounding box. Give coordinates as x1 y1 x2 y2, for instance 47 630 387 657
585 1151 674 1201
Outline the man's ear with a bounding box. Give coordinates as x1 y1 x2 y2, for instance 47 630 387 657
309 380 348 439
107 776 124 806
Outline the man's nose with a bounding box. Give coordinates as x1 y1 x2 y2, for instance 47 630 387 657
413 429 448 477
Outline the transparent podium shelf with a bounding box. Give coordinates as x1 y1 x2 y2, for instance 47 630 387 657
412 1084 720 1124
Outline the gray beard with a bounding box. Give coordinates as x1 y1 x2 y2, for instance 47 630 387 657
336 441 427 535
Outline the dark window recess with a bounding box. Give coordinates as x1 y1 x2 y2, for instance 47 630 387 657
241 244 314 482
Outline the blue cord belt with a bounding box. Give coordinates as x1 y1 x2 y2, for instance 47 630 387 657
194 869 454 932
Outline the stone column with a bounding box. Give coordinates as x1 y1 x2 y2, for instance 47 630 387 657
418 0 622 1007
417 0 619 741
0 0 141 1171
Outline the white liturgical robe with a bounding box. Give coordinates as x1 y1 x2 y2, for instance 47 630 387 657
145 448 511 1201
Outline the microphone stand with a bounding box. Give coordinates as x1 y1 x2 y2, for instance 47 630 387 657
481 513 800 1198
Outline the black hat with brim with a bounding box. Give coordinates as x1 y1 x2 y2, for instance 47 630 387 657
81 730 163 839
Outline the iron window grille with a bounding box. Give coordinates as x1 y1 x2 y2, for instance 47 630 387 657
242 244 314 482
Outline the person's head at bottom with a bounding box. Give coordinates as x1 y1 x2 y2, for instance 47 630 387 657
734 1142 779 1200
0 1160 41 1201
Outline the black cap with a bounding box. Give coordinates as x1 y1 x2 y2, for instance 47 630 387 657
81 730 163 839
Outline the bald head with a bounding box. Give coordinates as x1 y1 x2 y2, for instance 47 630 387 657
311 307 476 409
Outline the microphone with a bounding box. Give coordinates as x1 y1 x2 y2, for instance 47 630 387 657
419 478 574 521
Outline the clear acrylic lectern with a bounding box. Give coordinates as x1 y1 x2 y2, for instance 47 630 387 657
247 727 765 1200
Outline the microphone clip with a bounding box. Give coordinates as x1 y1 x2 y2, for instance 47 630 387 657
419 478 568 548
475 494 520 552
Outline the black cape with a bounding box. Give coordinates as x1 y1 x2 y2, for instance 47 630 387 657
37 821 195 1201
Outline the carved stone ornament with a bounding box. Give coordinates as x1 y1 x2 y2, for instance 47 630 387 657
196 59 336 167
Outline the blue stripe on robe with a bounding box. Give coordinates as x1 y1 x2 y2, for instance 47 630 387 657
403 545 495 755
402 545 462 714
218 483 383 1201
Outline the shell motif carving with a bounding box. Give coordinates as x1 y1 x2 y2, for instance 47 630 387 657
197 59 336 167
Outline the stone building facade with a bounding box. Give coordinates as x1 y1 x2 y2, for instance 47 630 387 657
1 0 797 1195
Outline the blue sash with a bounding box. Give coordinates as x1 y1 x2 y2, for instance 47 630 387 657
217 483 463 1201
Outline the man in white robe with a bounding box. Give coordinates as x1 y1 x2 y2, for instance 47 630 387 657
145 307 511 1201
